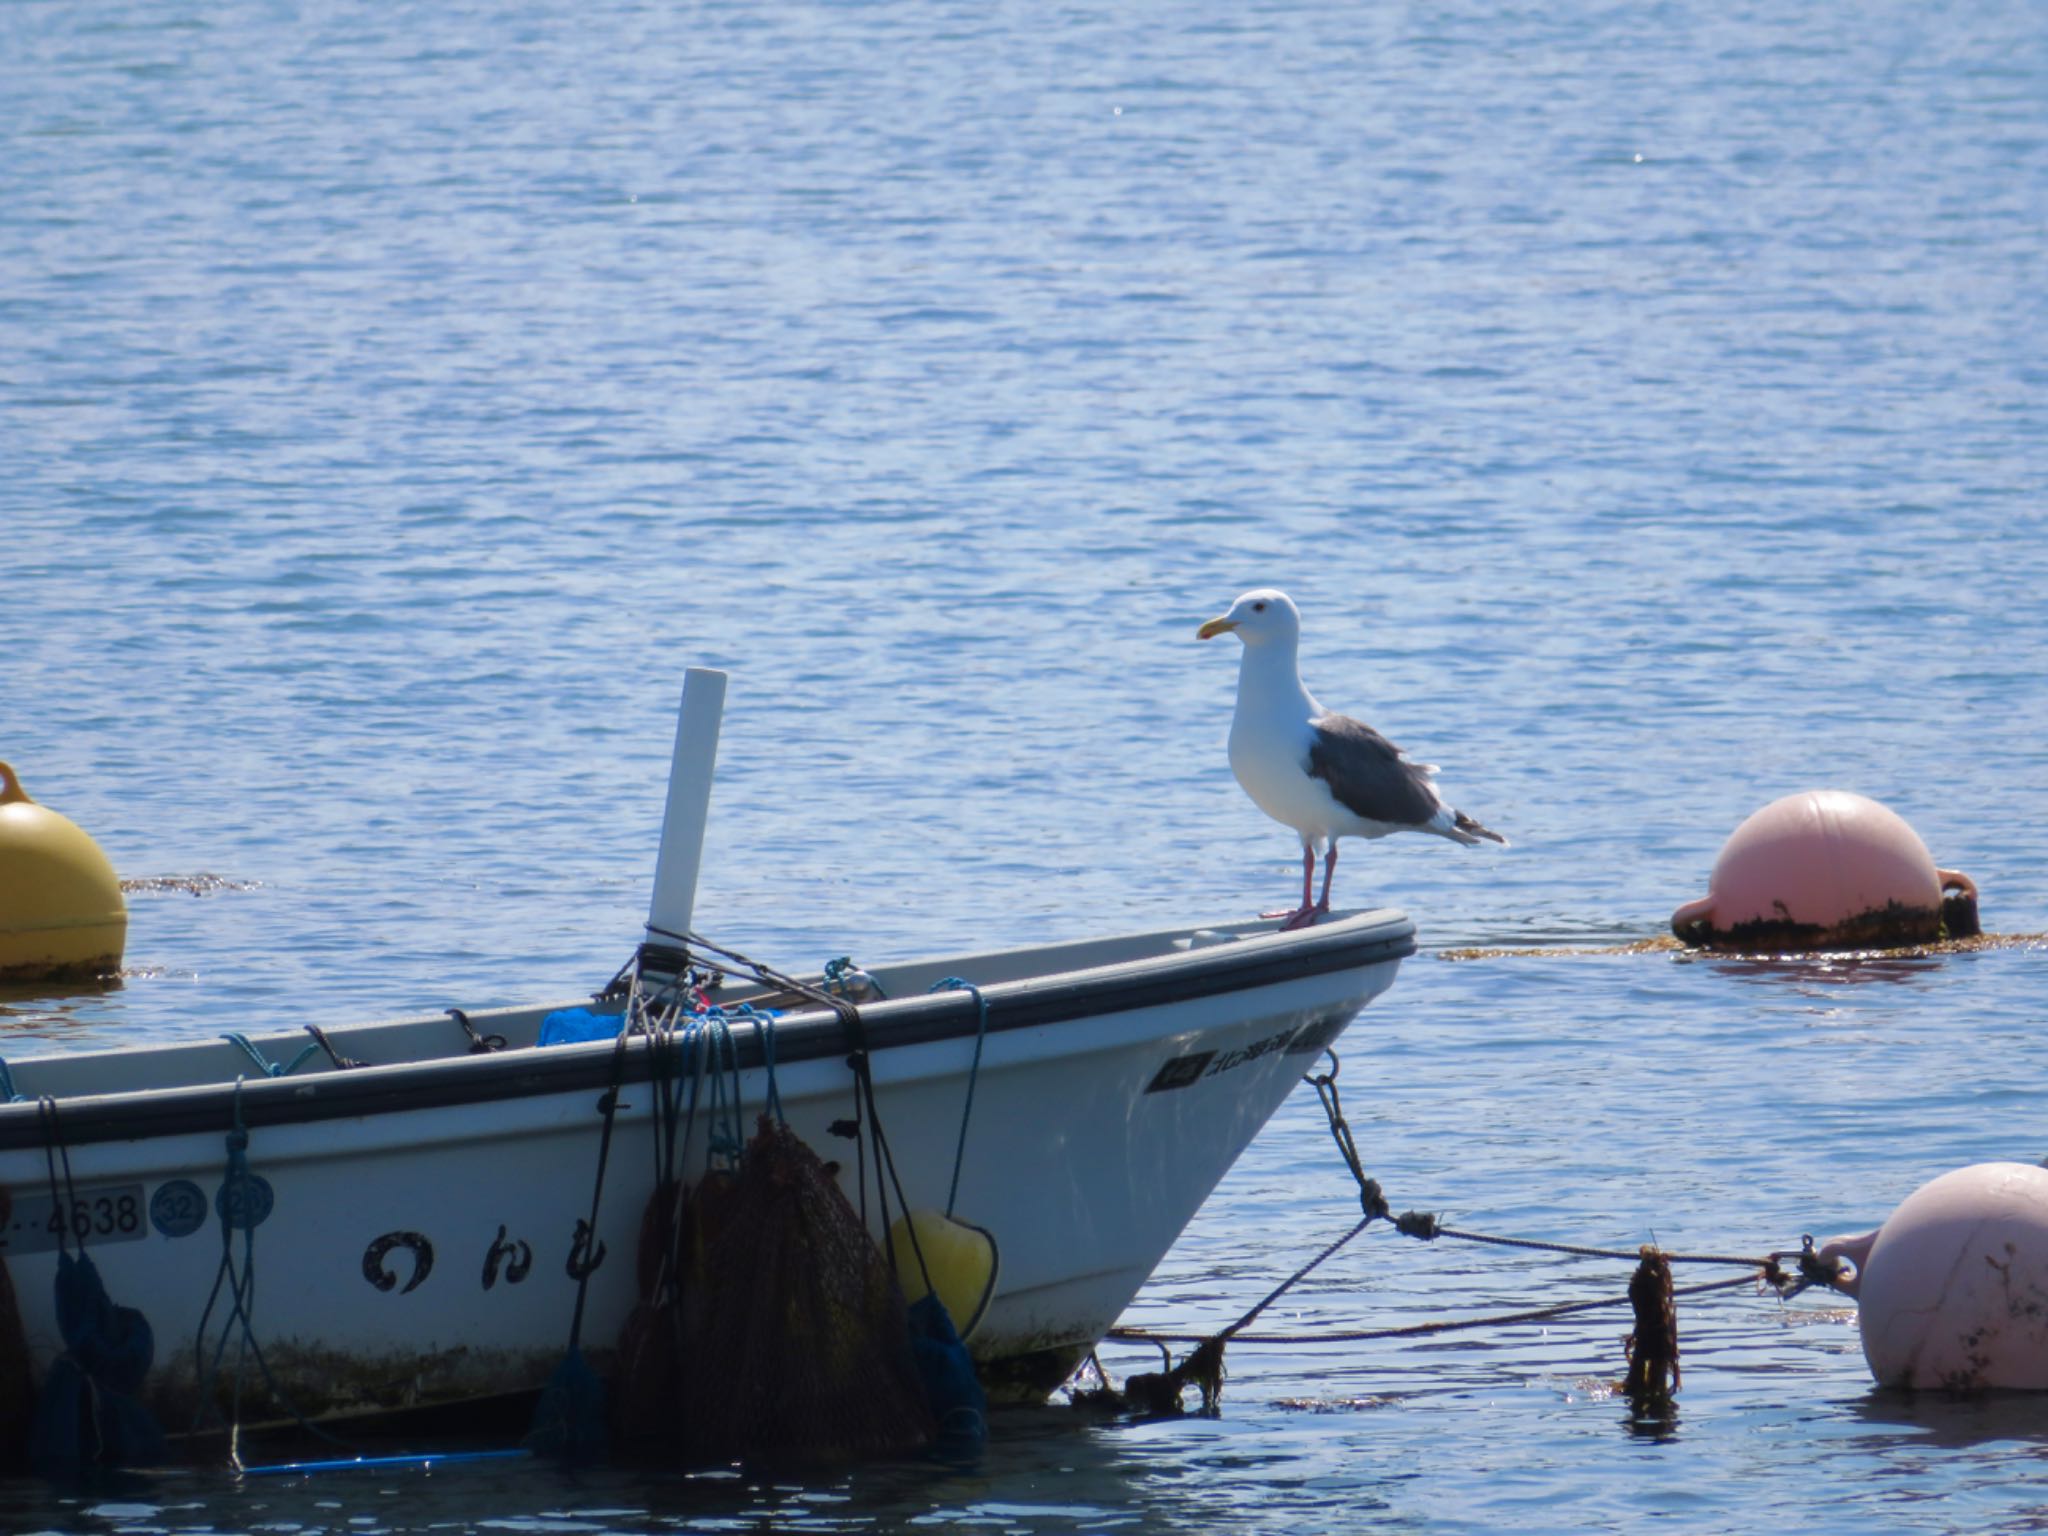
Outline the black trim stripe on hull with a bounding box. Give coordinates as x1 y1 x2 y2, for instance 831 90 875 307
0 920 1415 1152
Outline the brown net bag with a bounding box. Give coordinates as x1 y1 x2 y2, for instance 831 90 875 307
614 1115 935 1467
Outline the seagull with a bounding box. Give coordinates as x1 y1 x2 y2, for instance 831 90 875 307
1197 588 1506 929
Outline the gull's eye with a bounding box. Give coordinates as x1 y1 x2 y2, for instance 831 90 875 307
1252 601 1267 613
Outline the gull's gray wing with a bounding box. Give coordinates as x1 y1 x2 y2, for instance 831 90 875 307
1305 713 1441 827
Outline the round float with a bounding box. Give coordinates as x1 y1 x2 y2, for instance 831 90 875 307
1671 789 1977 950
1822 1162 2048 1391
0 761 126 984
888 1208 999 1342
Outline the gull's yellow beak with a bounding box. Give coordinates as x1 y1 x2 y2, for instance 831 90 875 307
1196 616 1237 640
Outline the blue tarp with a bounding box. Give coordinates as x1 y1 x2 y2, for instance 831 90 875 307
538 1008 623 1047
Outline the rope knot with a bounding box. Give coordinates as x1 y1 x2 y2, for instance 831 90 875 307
1394 1209 1439 1240
1786 1233 1850 1295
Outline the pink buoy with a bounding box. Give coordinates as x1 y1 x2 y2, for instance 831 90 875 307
1820 1163 2048 1391
1670 789 1978 950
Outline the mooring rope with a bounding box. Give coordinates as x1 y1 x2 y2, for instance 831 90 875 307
1089 1050 1823 1415
1306 1051 1783 1271
1108 1271 1767 1347
1415 1222 1778 1269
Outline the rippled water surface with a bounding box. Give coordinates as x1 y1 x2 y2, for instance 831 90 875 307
4 0 2046 1530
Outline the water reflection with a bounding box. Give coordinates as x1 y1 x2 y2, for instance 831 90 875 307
1 1402 1373 1535
1437 935 2041 981
1839 1387 2048 1453
1697 951 1948 989
1620 1401 1680 1443
0 988 120 1034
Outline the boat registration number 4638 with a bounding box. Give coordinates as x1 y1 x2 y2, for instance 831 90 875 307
0 1185 148 1256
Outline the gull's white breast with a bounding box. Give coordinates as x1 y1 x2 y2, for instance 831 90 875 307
1227 705 1344 840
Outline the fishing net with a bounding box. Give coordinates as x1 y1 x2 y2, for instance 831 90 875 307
614 1115 935 1467
610 1169 735 1452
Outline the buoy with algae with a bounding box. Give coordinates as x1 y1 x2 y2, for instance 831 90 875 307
1671 789 1978 951
1821 1163 2048 1392
888 1208 999 1342
0 761 127 984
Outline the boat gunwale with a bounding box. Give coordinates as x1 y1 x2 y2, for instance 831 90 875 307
0 910 1415 1151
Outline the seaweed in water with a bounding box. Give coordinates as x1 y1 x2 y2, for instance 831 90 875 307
1622 1247 1679 1417
1673 897 1946 954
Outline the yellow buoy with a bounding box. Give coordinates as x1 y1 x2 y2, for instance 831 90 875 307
888 1209 999 1342
0 761 126 984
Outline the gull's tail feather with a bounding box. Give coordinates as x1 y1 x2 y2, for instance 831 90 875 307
1441 808 1508 847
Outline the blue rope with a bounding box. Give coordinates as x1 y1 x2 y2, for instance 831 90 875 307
738 1004 785 1124
190 1078 343 1461
686 1005 785 1161
0 1057 21 1103
220 1033 321 1079
703 1013 742 1169
929 978 989 1219
241 1447 532 1477
678 1020 706 1181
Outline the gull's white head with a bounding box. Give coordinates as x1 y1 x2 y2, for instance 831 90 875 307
1196 588 1301 648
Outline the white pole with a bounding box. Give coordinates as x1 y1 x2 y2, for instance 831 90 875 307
645 667 727 954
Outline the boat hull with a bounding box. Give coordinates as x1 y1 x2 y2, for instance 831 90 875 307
0 910 1412 1435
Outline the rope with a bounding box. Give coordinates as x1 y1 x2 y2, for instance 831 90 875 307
824 956 889 1000
633 981 690 1313
636 926 980 1303
1306 1050 1779 1270
0 1058 22 1103
848 1041 939 1295
1085 1049 1806 1412
704 1011 744 1170
219 1033 320 1079
1092 1194 1378 1415
33 1096 184 1477
1307 1056 1389 1222
644 924 846 1014
563 1032 630 1354
1107 1271 1768 1346
301 1025 367 1071
929 978 988 1218
629 979 781 1318
189 1079 345 1466
446 1008 506 1054
1422 1223 1778 1269
743 1004 785 1125
1225 1216 1374 1341
38 1098 78 1260
241 1447 532 1477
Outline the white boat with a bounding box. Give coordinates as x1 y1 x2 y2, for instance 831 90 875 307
0 673 1416 1451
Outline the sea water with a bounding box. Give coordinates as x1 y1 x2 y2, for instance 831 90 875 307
2 0 2045 1530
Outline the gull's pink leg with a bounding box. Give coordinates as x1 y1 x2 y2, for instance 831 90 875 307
1262 846 1317 924
1314 844 1338 914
